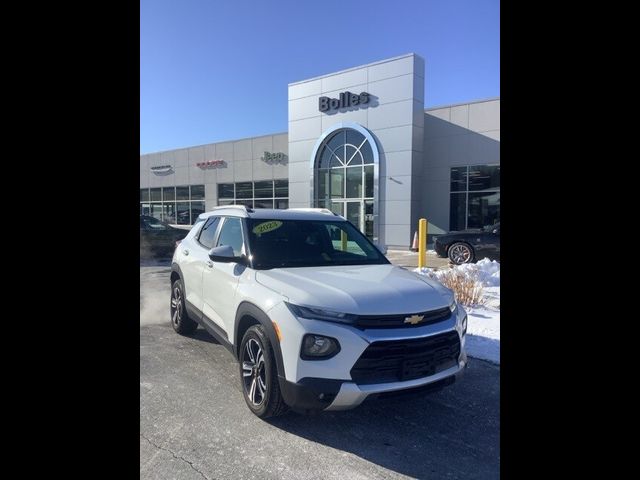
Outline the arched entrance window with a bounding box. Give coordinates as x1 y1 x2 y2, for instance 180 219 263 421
314 127 376 239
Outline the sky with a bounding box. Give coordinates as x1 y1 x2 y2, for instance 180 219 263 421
140 0 499 154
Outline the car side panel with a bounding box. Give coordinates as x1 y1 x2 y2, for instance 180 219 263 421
176 236 207 312
230 271 285 346
202 261 245 334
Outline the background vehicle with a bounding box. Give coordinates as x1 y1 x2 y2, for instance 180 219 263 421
140 215 188 258
170 206 467 418
433 222 500 264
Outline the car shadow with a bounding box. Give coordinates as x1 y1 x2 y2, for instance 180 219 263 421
265 360 500 478
185 327 221 345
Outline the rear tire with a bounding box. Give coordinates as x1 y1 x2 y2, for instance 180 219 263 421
239 325 289 418
447 242 475 265
170 279 198 334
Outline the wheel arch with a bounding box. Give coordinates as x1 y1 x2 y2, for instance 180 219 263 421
235 302 285 378
170 262 183 285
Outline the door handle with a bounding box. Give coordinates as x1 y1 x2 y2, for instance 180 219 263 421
182 249 189 256
206 260 213 268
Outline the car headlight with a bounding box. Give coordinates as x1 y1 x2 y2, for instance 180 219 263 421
300 334 341 360
285 302 356 325
449 298 458 314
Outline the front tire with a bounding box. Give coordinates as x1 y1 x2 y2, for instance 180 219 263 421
170 279 198 334
448 242 474 265
239 325 289 418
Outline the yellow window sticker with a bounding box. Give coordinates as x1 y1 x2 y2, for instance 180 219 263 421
252 220 283 235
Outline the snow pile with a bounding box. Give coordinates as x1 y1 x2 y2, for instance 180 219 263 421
455 258 500 287
414 258 501 364
415 257 500 290
464 299 500 364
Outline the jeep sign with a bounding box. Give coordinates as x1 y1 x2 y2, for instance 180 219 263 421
261 151 287 165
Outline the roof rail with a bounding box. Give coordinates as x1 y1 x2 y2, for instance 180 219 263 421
210 204 254 213
287 207 338 216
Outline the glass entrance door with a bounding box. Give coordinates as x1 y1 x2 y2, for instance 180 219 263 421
346 201 362 231
330 201 364 232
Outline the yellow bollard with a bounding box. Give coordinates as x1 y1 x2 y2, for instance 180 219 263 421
341 230 348 251
418 218 428 268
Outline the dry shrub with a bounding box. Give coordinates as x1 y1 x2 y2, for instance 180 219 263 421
430 269 485 307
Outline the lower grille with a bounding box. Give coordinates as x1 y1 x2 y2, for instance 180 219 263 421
350 331 461 385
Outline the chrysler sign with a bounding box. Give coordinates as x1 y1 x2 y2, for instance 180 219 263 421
197 160 226 169
319 91 370 112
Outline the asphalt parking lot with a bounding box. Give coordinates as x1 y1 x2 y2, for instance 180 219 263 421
140 261 499 479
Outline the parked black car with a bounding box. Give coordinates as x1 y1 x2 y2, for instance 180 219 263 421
433 222 500 265
140 215 189 258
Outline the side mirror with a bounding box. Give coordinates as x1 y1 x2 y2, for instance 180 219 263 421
208 245 245 264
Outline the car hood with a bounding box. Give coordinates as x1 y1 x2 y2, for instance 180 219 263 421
255 264 453 315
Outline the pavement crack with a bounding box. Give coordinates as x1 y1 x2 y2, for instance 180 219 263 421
141 433 212 480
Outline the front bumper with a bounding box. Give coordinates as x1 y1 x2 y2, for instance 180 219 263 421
278 351 467 412
268 301 468 411
326 349 467 410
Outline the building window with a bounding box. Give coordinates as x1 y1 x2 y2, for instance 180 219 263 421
139 185 205 225
190 185 205 200
150 188 162 202
449 165 500 230
217 180 289 209
314 128 374 239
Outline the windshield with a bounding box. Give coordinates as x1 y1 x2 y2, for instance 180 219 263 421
246 219 389 269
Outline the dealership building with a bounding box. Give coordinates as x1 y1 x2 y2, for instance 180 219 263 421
140 53 499 249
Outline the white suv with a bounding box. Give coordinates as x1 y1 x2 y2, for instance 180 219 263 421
170 206 467 418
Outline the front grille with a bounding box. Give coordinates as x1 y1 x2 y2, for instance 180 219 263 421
355 306 452 329
350 331 461 385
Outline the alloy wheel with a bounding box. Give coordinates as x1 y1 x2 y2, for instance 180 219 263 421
170 285 183 326
449 244 472 264
242 338 267 406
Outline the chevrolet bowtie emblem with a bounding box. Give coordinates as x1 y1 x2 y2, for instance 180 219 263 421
404 314 425 325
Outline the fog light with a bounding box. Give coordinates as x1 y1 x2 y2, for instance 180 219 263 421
301 334 340 360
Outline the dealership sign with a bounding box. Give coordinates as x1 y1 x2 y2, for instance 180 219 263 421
150 165 173 175
261 151 287 165
319 91 370 112
197 160 227 169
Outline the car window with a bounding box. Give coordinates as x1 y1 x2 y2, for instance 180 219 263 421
483 222 500 233
216 217 244 256
198 217 220 249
